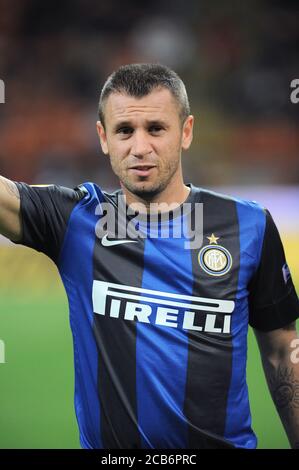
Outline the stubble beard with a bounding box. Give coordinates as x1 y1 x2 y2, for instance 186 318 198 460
116 159 181 200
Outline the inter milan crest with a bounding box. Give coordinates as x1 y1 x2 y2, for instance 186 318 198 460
198 234 233 276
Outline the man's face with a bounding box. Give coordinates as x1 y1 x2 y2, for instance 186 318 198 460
97 87 193 198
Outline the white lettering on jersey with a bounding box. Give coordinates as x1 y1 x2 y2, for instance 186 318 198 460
92 281 234 334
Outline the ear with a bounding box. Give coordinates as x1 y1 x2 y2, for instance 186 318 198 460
96 121 109 155
181 115 194 151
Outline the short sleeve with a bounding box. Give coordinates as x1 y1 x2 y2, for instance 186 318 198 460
13 182 87 263
248 209 299 331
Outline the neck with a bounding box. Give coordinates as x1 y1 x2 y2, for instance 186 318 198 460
121 178 190 214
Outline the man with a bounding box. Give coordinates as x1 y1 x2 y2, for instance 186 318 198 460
0 63 299 449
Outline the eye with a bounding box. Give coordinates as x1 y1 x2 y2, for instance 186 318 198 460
117 127 133 136
149 125 164 134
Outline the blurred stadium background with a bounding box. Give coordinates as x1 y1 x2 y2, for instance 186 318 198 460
0 0 298 449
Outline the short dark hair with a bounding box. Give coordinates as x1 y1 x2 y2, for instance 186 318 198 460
98 63 190 127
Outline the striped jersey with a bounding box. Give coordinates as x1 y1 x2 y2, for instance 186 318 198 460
14 181 299 449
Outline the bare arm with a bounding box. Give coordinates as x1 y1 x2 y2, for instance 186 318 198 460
254 321 299 449
0 175 22 241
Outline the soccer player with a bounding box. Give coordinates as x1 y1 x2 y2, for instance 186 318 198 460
0 63 299 449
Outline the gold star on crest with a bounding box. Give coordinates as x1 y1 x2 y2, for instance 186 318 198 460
207 233 219 244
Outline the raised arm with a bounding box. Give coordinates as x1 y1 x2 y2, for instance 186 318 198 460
254 322 299 449
0 175 22 241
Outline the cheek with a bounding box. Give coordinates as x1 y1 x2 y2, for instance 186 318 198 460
159 136 181 159
108 142 129 167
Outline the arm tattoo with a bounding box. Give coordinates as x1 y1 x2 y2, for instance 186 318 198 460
269 365 299 413
1 177 20 200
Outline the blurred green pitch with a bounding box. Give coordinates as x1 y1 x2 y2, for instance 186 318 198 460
0 234 298 449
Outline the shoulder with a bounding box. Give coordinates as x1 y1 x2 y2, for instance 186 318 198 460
191 185 268 242
15 181 87 203
194 185 265 216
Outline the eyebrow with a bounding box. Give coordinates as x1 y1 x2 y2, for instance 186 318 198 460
113 119 168 132
113 121 131 131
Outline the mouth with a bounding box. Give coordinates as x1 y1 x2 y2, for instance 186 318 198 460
128 165 156 177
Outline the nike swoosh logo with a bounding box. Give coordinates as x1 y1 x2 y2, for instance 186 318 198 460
101 233 138 247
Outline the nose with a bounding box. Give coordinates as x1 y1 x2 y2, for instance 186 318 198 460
130 130 152 158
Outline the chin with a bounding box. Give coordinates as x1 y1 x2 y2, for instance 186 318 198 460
126 180 164 198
